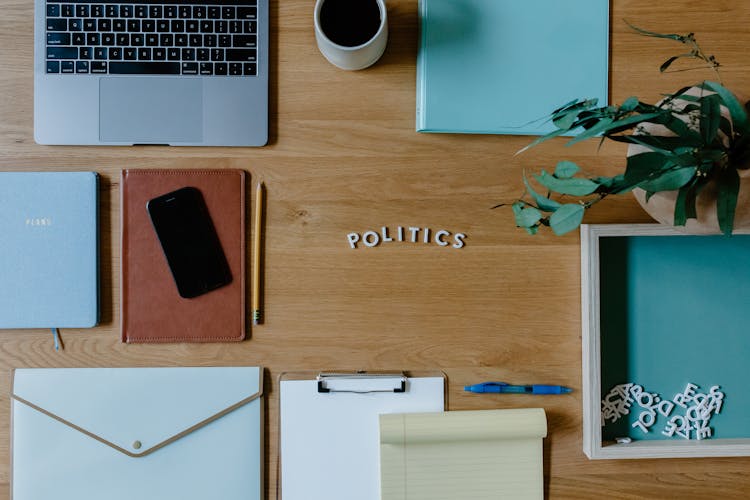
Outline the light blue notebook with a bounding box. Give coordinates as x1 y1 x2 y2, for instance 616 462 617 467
0 172 99 328
417 0 609 135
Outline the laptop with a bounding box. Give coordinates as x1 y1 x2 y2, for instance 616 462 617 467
34 0 268 146
0 172 99 329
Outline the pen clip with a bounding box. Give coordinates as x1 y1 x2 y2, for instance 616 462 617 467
479 382 507 388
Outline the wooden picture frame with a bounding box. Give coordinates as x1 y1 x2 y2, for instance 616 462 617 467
581 224 750 459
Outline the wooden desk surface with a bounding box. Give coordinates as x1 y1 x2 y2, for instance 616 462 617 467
1 1 750 498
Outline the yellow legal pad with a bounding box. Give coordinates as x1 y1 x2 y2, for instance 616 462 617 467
379 408 547 500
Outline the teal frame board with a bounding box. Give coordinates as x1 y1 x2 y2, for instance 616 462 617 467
581 224 750 459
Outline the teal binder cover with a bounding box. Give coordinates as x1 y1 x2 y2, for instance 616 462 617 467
0 172 99 328
417 0 609 135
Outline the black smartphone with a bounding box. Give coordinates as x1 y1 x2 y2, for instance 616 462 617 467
146 187 232 298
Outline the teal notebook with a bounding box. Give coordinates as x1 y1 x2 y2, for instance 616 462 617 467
417 0 609 135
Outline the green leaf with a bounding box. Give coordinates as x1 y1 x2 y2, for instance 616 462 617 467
702 81 749 134
637 167 696 192
516 128 568 155
554 161 580 179
673 182 692 226
660 56 680 73
716 167 740 236
534 170 599 196
625 152 674 184
549 204 585 236
620 97 639 112
523 172 562 212
567 112 664 146
512 202 543 228
625 21 686 41
700 94 722 145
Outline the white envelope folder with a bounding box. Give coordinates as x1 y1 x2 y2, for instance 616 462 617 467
11 367 263 500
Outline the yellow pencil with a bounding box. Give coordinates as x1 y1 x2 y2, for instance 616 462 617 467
252 182 264 325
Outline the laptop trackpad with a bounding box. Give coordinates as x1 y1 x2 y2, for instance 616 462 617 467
99 77 203 144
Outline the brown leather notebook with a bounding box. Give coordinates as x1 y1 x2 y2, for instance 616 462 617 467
121 169 246 342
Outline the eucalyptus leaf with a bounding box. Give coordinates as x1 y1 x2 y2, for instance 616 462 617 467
700 94 722 145
523 173 562 212
626 22 685 41
625 152 674 183
549 204 585 236
534 170 599 196
620 97 639 112
702 81 749 134
512 202 543 228
554 161 580 179
716 167 740 236
567 112 664 146
660 56 680 73
516 128 568 155
638 166 696 192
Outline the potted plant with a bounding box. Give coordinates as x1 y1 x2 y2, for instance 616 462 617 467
508 26 750 236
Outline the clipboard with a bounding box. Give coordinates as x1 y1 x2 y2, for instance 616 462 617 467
278 371 447 500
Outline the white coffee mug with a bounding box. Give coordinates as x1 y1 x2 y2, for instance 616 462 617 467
314 0 388 70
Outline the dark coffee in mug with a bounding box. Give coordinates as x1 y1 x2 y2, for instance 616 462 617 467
319 0 382 47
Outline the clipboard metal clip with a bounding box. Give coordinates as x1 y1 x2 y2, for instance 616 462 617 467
317 372 407 394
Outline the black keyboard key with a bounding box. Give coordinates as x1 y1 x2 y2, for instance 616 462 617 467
171 20 185 32
197 48 209 61
102 33 115 45
216 21 228 34
113 19 126 32
91 61 107 73
69 18 83 31
237 7 257 20
142 20 155 32
79 47 93 59
72 32 85 45
46 60 60 73
87 33 100 45
47 32 70 45
83 19 96 31
76 61 89 73
244 21 257 34
182 62 198 75
121 5 133 18
116 33 129 46
218 35 230 47
61 61 75 73
230 21 242 34
138 48 151 60
160 34 173 46
175 34 188 46
91 5 104 17
109 47 122 60
204 35 217 47
75 5 89 17
109 62 180 74
200 62 212 75
222 7 234 19
210 48 223 61
208 7 220 19
189 34 202 47
47 18 67 31
98 19 111 31
243 63 256 76
179 5 191 19
167 48 180 60
149 6 162 18
61 4 73 17
157 20 170 32
214 62 227 75
233 35 256 48
200 20 213 33
164 5 177 18
124 48 137 60
153 48 166 60
181 48 195 61
94 47 107 59
229 62 241 75
47 4 60 17
194 6 206 19
186 20 199 33
105 4 118 17
226 49 256 62
135 5 147 18
47 46 78 59
131 34 144 46
127 19 140 32
146 34 158 46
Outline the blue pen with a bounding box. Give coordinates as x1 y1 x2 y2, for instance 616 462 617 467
464 382 572 395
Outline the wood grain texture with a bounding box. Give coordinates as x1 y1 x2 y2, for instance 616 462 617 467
2 0 750 498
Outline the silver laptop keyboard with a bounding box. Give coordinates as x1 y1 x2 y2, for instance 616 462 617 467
45 0 259 76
